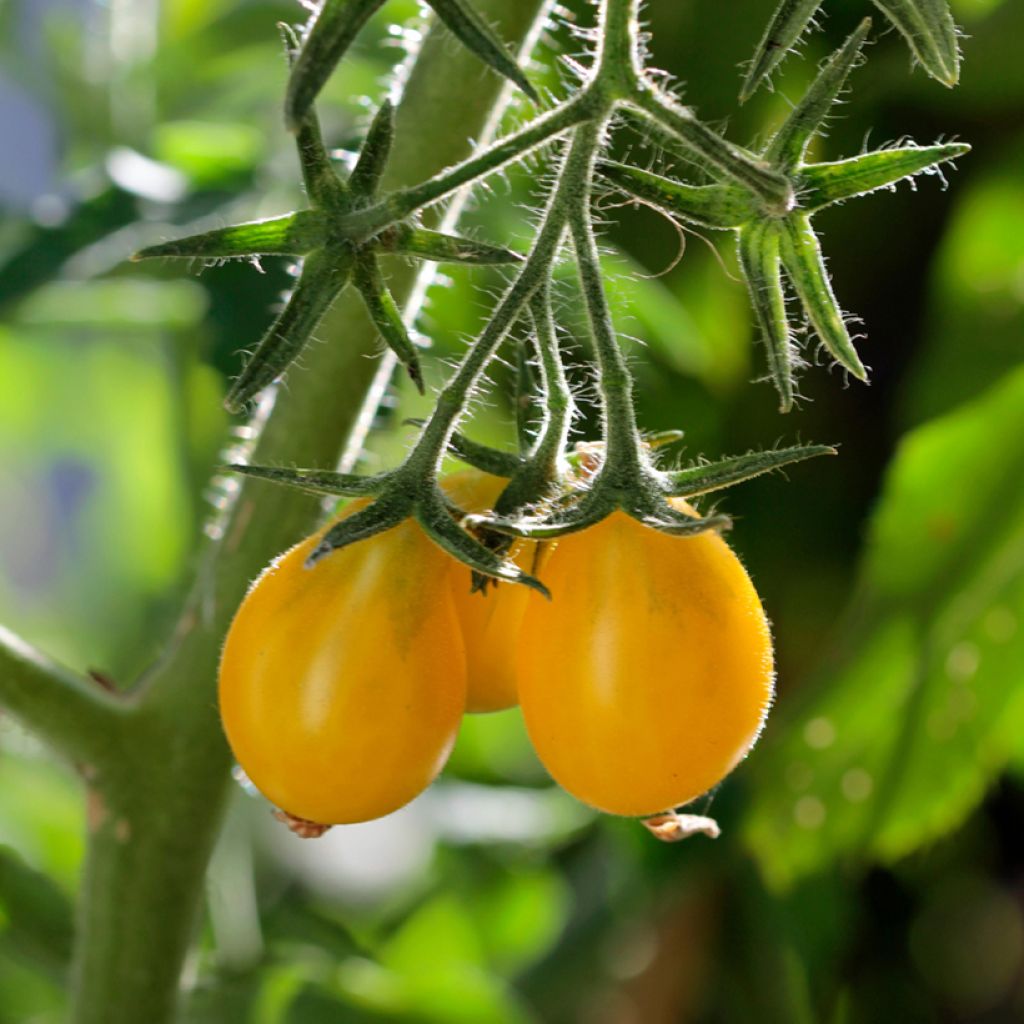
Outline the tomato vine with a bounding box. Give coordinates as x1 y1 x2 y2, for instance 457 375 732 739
0 0 970 1019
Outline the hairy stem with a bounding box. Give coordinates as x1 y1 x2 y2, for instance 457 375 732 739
527 284 574 472
63 3 551 1021
347 96 590 236
567 121 645 479
411 121 609 475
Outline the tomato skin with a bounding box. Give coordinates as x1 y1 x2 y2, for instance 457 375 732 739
218 516 466 825
516 505 774 817
442 469 535 713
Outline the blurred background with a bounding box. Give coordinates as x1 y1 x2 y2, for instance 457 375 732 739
1 0 1023 1020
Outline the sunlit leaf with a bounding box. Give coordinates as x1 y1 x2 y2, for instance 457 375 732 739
746 367 1024 886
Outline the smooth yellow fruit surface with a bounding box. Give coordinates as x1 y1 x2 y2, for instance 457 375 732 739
442 468 537 713
517 505 774 817
219 516 466 825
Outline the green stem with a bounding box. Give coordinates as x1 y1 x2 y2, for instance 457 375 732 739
385 0 639 232
526 284 574 473
62 3 551 1021
0 627 127 768
566 121 645 479
491 284 575 516
344 96 589 238
413 121 609 473
628 84 793 212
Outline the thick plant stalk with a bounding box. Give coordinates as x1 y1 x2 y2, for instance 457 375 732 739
64 3 550 1021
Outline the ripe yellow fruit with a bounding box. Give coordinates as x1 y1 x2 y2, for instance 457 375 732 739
219 515 466 825
442 468 537 713
516 504 773 817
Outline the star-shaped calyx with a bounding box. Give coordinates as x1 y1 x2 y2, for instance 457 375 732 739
133 31 522 414
741 0 960 101
601 18 969 411
284 0 537 132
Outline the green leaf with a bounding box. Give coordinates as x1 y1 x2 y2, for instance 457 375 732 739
348 99 395 197
0 846 73 974
777 213 867 380
764 19 872 172
745 368 1024 887
376 893 532 1023
353 254 425 392
132 212 326 262
902 155 1024 425
151 120 264 186
798 143 970 211
283 0 386 132
470 867 570 973
664 445 835 498
224 246 353 413
740 0 823 102
15 280 207 331
598 161 758 229
872 0 960 86
428 0 538 103
737 221 796 411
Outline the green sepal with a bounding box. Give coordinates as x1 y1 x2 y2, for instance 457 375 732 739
280 23 349 207
352 254 424 393
410 420 521 476
873 0 960 86
638 504 732 537
737 221 795 412
307 498 405 565
777 214 867 380
598 161 757 230
295 108 346 208
464 498 605 541
634 95 794 214
223 463 387 498
284 0 386 132
224 246 354 413
417 495 550 595
644 429 686 451
663 444 836 498
381 225 523 265
405 419 522 476
764 19 872 172
739 0 823 102
428 0 538 103
131 212 326 262
349 99 395 198
798 142 969 211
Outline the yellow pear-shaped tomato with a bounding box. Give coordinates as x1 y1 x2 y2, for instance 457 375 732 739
517 504 773 817
219 515 466 825
441 468 536 713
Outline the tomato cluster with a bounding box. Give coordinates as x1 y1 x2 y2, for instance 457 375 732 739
218 469 774 830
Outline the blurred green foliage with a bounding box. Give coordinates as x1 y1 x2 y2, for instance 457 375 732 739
1 0 1023 1020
